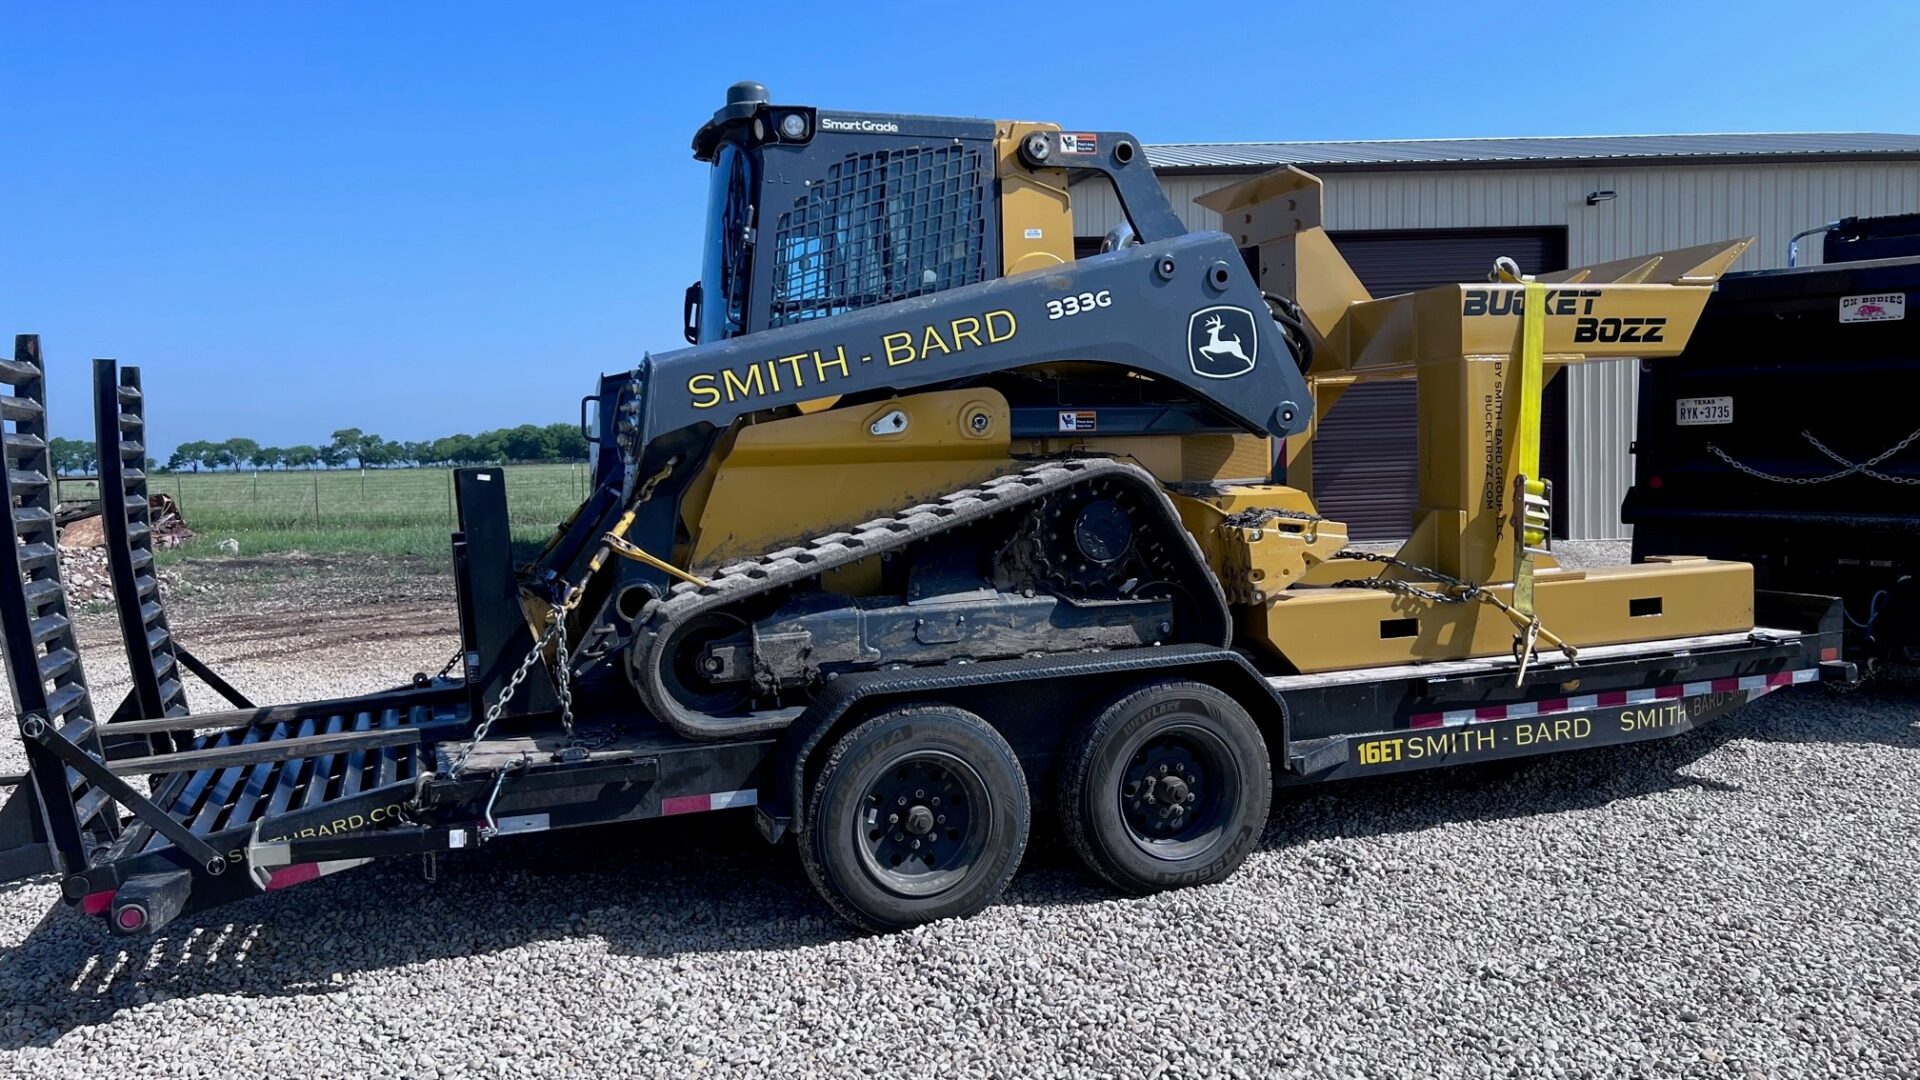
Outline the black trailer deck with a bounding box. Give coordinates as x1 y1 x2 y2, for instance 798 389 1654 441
0 337 1856 938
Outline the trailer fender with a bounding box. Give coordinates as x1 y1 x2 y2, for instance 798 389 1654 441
756 644 1285 844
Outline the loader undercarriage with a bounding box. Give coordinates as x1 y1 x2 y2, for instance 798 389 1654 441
627 458 1232 738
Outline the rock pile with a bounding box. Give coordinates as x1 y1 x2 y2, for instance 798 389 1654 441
56 545 178 606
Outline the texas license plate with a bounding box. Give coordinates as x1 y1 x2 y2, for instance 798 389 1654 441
1676 396 1733 426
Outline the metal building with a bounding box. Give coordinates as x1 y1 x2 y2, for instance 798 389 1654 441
1071 134 1920 539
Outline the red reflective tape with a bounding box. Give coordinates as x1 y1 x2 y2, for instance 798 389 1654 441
1655 684 1685 699
1767 671 1794 687
1711 677 1741 693
1474 705 1506 720
1597 691 1628 707
1409 713 1444 729
660 794 713 817
266 863 321 891
1534 698 1569 715
81 889 116 916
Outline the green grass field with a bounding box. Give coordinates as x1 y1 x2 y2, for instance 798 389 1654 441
59 463 595 562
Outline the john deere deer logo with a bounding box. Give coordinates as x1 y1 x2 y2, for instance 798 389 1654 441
1187 306 1258 379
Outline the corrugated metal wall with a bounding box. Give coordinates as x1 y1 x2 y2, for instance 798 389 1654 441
1074 162 1920 537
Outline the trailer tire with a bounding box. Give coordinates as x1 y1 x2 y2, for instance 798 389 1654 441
799 703 1030 932
1059 679 1270 896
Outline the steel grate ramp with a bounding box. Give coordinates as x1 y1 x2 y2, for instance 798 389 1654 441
134 702 445 854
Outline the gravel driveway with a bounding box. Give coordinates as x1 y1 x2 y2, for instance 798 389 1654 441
1 554 1916 1079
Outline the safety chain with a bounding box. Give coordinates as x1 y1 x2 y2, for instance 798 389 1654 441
441 454 678 779
444 584 583 777
1329 549 1574 682
443 612 560 777
1222 505 1326 530
1329 549 1483 605
434 647 464 681
551 598 576 741
1804 429 1920 486
1707 427 1920 486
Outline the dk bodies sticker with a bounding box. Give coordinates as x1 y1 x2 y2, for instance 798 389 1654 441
1840 293 1905 323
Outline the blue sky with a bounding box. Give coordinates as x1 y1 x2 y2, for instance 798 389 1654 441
6 2 1917 456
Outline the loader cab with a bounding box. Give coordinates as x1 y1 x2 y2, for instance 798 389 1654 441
685 81 1004 344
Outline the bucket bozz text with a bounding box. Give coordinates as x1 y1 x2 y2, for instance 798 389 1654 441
687 309 1017 410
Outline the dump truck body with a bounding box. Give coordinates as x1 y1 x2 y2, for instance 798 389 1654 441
1625 253 1920 663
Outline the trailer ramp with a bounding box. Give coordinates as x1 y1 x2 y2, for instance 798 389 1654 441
92 358 254 748
0 341 472 935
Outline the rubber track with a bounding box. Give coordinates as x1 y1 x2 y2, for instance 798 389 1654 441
630 457 1231 740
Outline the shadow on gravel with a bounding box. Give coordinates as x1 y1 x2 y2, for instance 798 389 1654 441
0 814 843 1047
2 682 1913 1046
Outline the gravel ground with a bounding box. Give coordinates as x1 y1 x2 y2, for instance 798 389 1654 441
2 548 1917 1079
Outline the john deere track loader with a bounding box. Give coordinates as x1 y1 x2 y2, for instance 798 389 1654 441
1 82 1850 939
537 81 1757 734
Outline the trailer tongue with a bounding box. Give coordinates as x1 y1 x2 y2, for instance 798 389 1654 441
0 339 1855 940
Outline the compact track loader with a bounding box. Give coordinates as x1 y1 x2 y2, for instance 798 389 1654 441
0 83 1853 938
544 83 1760 720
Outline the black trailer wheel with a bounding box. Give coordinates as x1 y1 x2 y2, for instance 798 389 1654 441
800 704 1030 932
1059 680 1271 896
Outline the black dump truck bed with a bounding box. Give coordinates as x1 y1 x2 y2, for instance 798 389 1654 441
1624 255 1918 661
0 338 1855 940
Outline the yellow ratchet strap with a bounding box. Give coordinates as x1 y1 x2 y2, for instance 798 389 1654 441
594 507 709 588
1511 278 1549 618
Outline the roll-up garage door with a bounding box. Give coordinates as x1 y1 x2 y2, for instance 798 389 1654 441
1312 227 1569 541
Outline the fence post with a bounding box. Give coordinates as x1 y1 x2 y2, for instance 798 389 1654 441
313 470 321 523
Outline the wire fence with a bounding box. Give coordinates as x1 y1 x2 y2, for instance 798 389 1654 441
54 462 592 549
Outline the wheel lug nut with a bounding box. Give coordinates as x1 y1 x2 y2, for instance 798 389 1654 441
897 796 907 806
1158 764 1169 775
931 797 940 807
911 839 921 850
893 832 905 842
889 813 899 824
936 815 946 824
915 789 925 799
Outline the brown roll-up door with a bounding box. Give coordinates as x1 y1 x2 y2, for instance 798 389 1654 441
1310 227 1569 541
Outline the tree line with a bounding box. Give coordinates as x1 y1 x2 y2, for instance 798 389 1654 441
47 423 590 475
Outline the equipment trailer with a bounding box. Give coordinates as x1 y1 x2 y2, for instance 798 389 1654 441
0 84 1861 937
0 341 1851 937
